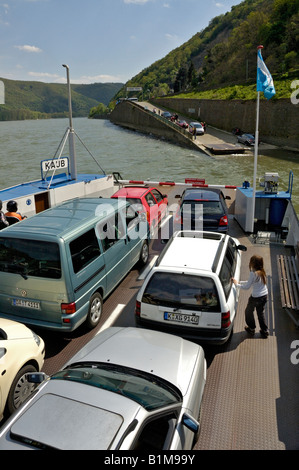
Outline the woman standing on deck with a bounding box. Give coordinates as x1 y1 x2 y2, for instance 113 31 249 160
232 255 269 338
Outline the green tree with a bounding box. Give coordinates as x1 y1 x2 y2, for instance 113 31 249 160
89 103 108 118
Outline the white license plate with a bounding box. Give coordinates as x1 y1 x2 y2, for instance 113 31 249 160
12 299 41 310
164 312 199 325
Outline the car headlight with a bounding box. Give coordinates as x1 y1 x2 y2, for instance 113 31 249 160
32 330 41 347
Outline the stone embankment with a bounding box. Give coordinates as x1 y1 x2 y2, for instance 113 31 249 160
151 97 299 151
109 97 298 153
109 100 197 151
109 100 245 156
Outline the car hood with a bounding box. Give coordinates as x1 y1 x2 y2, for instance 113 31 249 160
64 327 202 396
0 318 33 340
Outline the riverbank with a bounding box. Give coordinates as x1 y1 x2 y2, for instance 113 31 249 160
111 100 290 158
150 97 299 152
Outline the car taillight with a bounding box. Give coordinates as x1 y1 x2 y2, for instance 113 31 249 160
61 302 76 315
222 310 231 328
219 215 228 226
135 300 141 317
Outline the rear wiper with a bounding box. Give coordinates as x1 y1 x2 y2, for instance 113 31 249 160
14 268 28 279
5 263 28 279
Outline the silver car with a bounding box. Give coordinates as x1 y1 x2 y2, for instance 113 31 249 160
237 133 255 146
189 122 204 135
0 327 206 450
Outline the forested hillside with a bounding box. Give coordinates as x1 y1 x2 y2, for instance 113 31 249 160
114 0 299 101
0 79 123 121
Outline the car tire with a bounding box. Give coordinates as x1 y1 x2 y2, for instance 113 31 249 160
86 292 103 329
139 241 149 266
6 364 38 415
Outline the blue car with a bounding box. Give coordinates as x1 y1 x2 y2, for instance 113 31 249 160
174 188 231 233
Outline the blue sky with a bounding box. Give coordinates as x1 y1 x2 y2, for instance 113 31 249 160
0 0 241 84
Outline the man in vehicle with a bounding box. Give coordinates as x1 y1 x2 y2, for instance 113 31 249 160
5 200 26 222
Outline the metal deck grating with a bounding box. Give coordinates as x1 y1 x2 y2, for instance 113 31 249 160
195 226 299 450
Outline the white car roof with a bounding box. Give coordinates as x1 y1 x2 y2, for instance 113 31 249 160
157 232 223 273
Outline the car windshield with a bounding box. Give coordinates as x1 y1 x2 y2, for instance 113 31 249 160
142 272 221 312
116 197 143 213
182 200 223 215
0 237 61 279
51 363 182 411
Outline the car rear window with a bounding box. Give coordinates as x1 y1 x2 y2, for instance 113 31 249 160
0 237 61 279
181 201 223 215
142 272 221 312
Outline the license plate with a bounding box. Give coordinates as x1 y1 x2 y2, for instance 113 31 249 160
12 299 41 310
164 312 199 325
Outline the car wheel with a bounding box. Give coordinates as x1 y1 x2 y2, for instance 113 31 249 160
6 364 38 415
139 241 149 266
86 292 103 329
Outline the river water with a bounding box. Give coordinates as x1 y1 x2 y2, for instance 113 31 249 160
1 117 298 213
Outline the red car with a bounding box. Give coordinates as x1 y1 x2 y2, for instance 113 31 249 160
111 186 168 236
177 120 188 129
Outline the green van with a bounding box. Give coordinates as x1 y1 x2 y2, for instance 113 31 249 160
0 198 149 332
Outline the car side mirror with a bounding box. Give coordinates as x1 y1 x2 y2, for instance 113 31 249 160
237 244 247 251
225 195 231 200
26 372 49 384
182 413 199 434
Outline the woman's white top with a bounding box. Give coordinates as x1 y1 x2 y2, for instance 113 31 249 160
237 271 268 297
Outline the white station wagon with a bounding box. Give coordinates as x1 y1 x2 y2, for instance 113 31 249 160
135 231 247 344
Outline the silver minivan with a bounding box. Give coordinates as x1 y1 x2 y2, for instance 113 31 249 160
0 198 149 332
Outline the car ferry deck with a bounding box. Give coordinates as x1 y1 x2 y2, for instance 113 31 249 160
29 178 299 450
5 179 298 450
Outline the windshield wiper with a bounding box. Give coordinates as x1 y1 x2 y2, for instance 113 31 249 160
4 263 28 279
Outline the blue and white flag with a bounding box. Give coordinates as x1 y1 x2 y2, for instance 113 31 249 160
257 48 275 99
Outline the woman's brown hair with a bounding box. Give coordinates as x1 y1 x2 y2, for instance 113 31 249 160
249 255 267 284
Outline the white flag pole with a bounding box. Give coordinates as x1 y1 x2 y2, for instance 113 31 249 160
251 90 260 232
250 46 263 233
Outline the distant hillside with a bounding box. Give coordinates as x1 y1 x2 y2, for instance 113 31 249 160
72 83 123 105
114 0 299 101
0 78 123 121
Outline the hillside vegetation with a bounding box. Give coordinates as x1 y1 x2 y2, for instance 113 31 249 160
0 79 123 121
114 0 299 102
